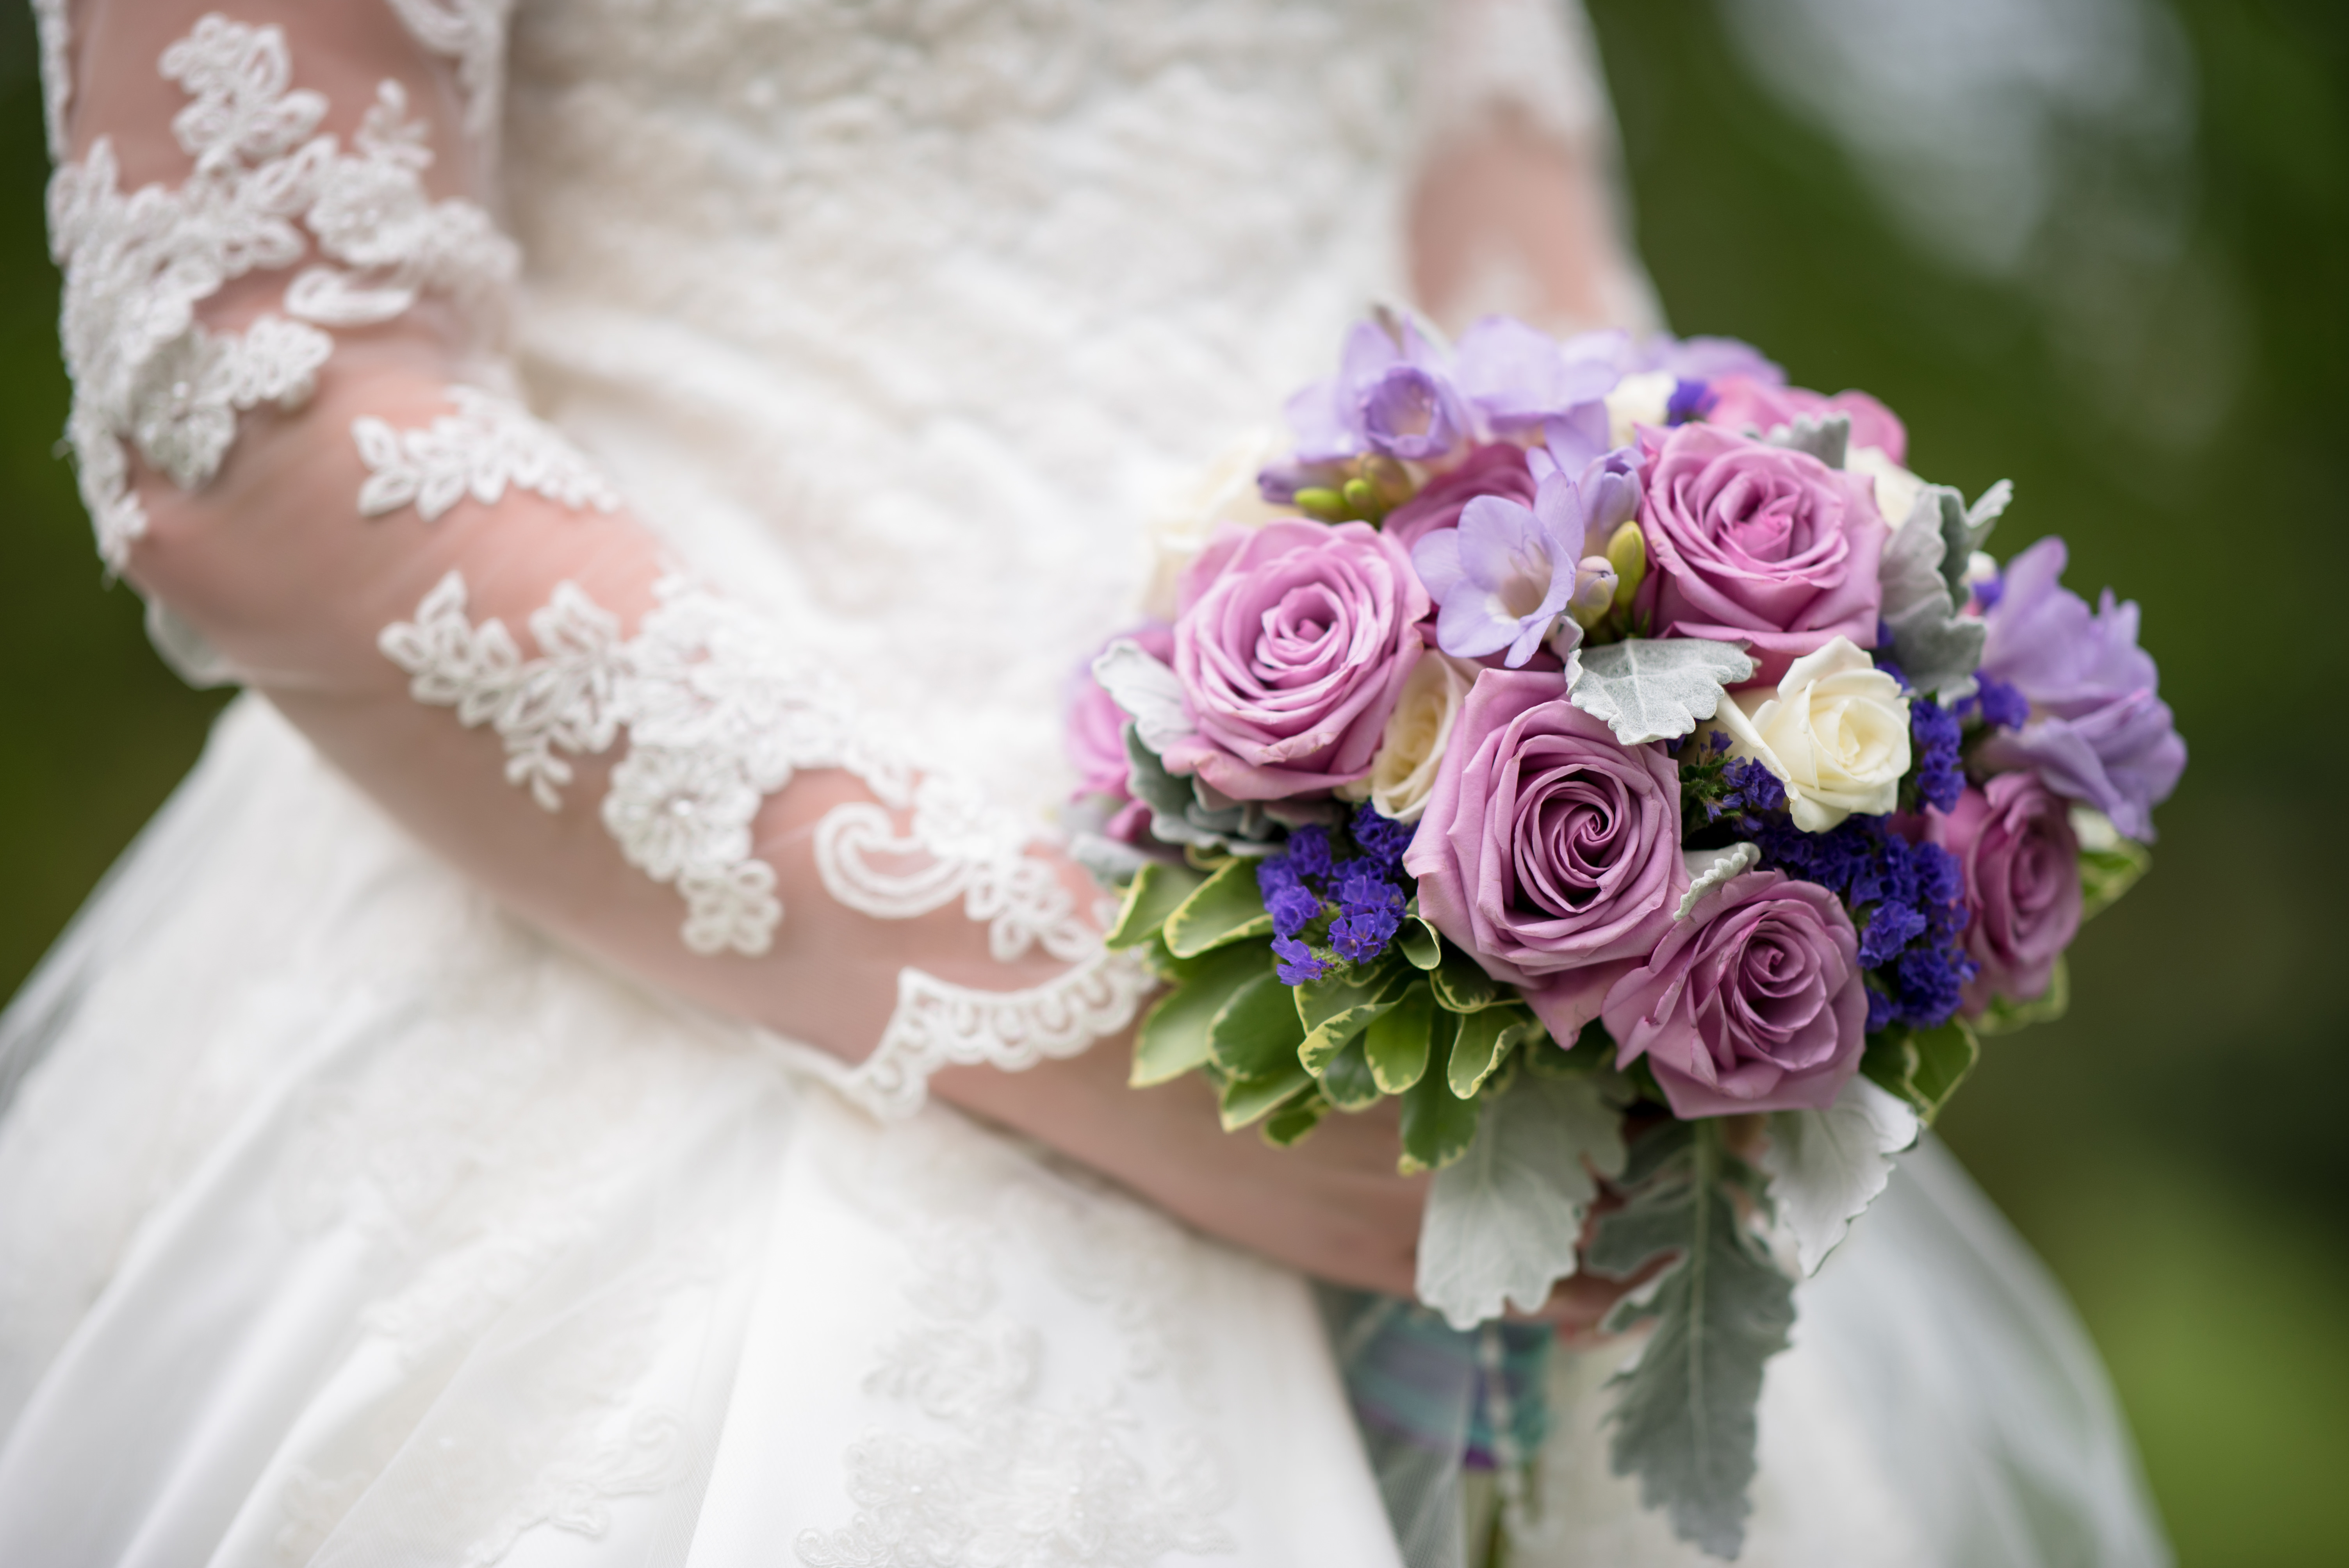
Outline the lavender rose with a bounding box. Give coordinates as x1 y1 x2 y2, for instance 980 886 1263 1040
1973 536 2185 841
1382 443 1537 554
1161 519 1428 800
1601 869 1869 1118
1404 669 1687 1041
1933 773 2083 1012
1633 422 1886 685
1706 375 1909 465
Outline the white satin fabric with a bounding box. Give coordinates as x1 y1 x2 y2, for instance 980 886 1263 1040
0 0 2166 1563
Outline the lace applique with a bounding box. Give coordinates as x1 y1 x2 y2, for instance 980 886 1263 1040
387 0 517 146
838 955 1152 1121
286 79 518 331
379 571 1112 982
45 17 518 567
355 386 620 521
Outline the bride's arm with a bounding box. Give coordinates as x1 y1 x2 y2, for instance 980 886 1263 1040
1410 0 1662 336
42 1 1436 1286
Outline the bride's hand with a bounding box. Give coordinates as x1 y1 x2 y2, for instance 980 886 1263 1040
930 1030 1427 1297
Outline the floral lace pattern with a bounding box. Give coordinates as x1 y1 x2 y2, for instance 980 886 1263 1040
45 16 517 567
797 1119 1235 1566
355 385 620 521
378 571 1130 1088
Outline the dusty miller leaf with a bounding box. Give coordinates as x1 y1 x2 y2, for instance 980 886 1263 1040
1091 639 1193 754
1761 410 1848 469
1569 638 1757 746
1123 728 1283 857
1677 842 1759 921
1417 1072 1630 1329
1590 1122 1796 1560
1878 488 1987 702
1759 1074 1918 1276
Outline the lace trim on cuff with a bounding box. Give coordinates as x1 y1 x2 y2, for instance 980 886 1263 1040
831 952 1155 1120
46 17 519 567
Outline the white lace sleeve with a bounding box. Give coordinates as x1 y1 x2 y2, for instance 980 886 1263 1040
39 5 1148 1114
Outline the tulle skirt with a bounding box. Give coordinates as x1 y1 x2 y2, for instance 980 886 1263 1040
0 698 2169 1566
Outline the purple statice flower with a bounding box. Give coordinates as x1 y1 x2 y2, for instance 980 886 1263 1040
1351 802 1415 870
1973 536 2185 840
1330 869 1406 962
1286 318 1472 465
1971 572 2005 614
1283 823 1335 884
1858 901 1928 968
1967 673 2030 732
1666 378 1716 425
1451 315 1621 435
1413 463 1634 666
1273 935 1333 985
1256 856 1323 941
1894 940 1975 1028
1911 697 1965 814
1866 987 1898 1033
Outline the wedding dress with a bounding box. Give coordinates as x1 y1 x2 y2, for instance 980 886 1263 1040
0 2 2168 1565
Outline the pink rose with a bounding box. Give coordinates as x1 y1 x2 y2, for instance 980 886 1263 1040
1404 669 1686 1042
1382 443 1538 555
1706 375 1908 465
1602 869 1868 1117
1163 519 1428 800
1633 423 1886 686
1930 773 2082 1012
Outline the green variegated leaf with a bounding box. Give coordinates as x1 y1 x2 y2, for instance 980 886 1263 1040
1317 1032 1383 1110
1105 859 1205 950
1365 983 1438 1093
1262 1089 1330 1146
1131 942 1269 1087
1219 1060 1315 1131
1860 1017 1981 1122
1417 1071 1631 1328
1397 913 1442 971
2080 840 2150 921
1208 970 1309 1078
1590 1121 1796 1561
1972 957 2069 1037
1165 857 1274 957
1296 958 1410 1071
1447 1005 1538 1099
1429 946 1504 1012
1399 1015 1479 1173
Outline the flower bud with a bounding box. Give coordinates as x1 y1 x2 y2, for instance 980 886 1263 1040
1605 520 1647 614
1569 556 1618 628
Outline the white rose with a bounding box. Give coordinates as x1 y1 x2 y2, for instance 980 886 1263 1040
1337 650 1476 823
1139 429 1291 621
1709 637 1911 833
1846 444 1924 530
1605 371 1677 449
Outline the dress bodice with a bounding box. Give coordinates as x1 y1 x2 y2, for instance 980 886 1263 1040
502 0 1436 805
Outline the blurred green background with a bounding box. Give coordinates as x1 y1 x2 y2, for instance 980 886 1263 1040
0 2 2340 1563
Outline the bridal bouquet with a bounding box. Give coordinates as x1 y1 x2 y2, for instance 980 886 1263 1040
1068 311 2184 1557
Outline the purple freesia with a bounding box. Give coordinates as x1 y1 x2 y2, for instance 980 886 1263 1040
1452 316 1620 434
1286 318 1472 464
1412 461 1636 667
1383 444 1538 555
1634 334 1786 386
1973 536 2185 841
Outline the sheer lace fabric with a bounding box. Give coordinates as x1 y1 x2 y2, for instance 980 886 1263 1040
43 1 1147 1096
